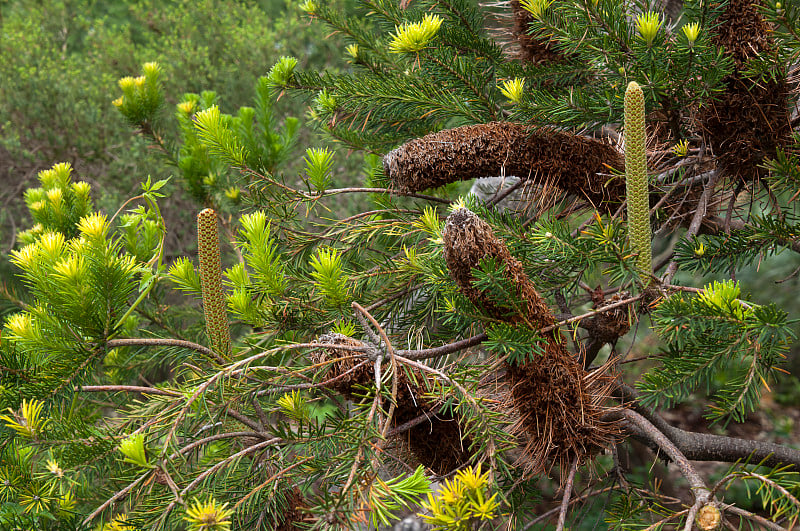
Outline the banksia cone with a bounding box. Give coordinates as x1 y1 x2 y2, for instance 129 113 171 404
442 208 619 475
313 333 472 475
698 0 791 183
509 0 564 64
442 208 555 328
197 208 231 358
311 333 374 397
276 487 307 531
624 82 652 281
384 122 624 212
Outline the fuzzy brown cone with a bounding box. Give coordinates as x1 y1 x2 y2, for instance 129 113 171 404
442 208 620 475
699 0 791 183
509 0 564 64
313 333 472 475
384 122 625 212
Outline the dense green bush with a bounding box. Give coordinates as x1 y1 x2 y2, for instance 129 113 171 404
0 0 346 261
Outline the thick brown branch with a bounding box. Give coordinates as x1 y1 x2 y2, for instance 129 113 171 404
617 384 800 471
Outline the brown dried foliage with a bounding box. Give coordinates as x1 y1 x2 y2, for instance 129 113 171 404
384 122 625 212
699 0 791 182
312 333 472 475
442 208 620 475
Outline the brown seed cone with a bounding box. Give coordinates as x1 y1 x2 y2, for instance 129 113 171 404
699 76 791 183
509 0 564 64
442 207 556 329
384 122 625 212
699 0 791 182
584 289 632 346
442 208 620 475
312 333 374 398
276 487 308 531
312 333 472 475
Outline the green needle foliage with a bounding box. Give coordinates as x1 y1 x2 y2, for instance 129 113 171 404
2 0 800 529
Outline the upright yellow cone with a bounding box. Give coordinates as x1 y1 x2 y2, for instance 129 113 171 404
624 81 652 282
197 208 231 358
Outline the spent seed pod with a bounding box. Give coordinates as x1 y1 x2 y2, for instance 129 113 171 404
384 122 624 212
442 208 620 475
313 333 472 475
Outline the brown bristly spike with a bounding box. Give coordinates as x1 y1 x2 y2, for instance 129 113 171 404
313 333 472 475
384 122 624 212
276 487 308 531
698 0 791 183
197 208 231 358
509 0 564 64
442 208 620 476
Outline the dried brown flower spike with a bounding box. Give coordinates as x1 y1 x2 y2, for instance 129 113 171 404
509 0 564 64
384 122 624 212
312 333 472 475
699 0 791 183
443 208 619 475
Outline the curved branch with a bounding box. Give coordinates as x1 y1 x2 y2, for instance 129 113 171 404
617 384 800 471
106 338 224 364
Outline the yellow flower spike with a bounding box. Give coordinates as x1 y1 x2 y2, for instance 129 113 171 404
624 81 653 281
133 76 146 89
636 11 663 47
499 78 525 104
184 497 234 531
520 0 554 20
197 208 232 358
672 139 690 157
112 97 125 108
389 13 443 54
682 22 700 45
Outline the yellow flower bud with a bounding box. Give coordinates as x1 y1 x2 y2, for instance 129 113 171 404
682 22 700 45
499 78 526 104
636 11 662 47
389 14 443 53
